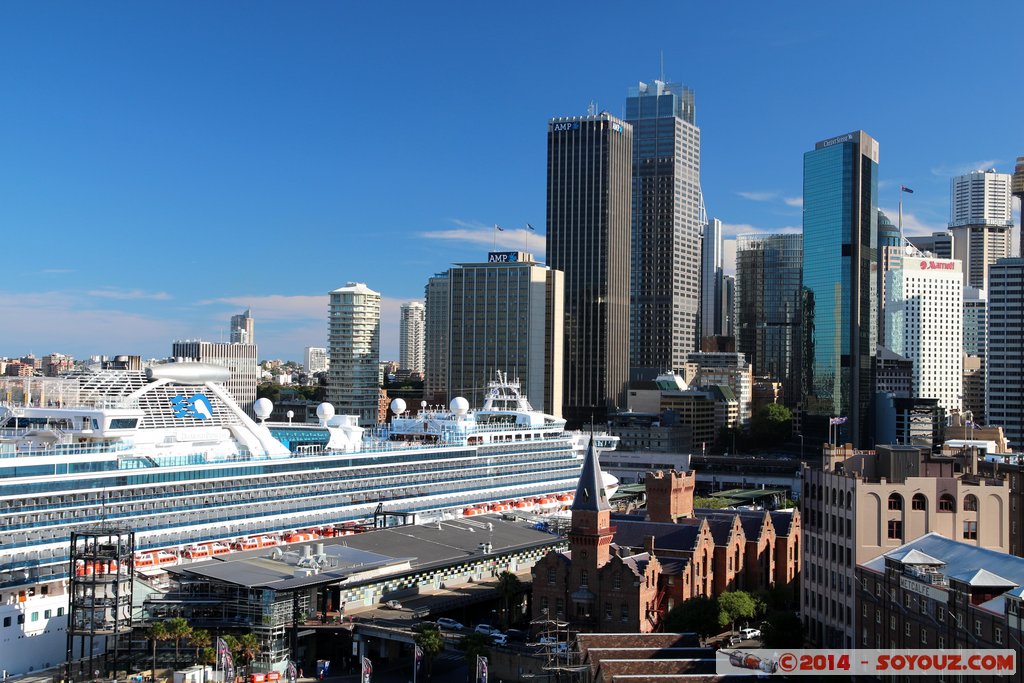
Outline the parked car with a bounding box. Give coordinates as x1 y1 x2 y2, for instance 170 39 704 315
739 627 762 640
437 617 464 630
474 624 501 636
384 600 402 610
490 633 508 646
505 628 527 642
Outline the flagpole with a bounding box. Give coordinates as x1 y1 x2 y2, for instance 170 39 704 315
412 647 416 683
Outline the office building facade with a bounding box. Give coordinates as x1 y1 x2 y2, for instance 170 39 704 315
885 256 963 413
949 170 1014 290
625 80 702 377
446 252 564 416
801 131 879 447
399 301 425 376
701 217 725 341
987 259 1024 445
230 308 255 345
423 272 450 405
171 340 258 414
735 233 803 406
327 282 381 426
546 113 632 425
304 346 328 374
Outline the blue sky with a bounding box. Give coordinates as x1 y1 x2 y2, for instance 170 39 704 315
2 2 1021 361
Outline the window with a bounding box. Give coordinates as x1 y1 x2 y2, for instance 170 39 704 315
938 609 945 623
996 627 1003 644
57 607 64 616
862 627 868 646
580 570 589 587
547 568 556 585
912 494 927 511
876 609 881 624
613 573 621 590
556 598 564 619
17 615 24 624
938 635 945 648
975 620 982 636
964 494 978 512
1010 601 1019 616
904 593 911 608
964 521 978 540
890 615 896 630
888 493 904 511
888 520 903 539
621 604 628 622
605 604 612 620
44 609 51 619
939 494 955 512
2 617 9 627
540 596 548 612
31 612 38 622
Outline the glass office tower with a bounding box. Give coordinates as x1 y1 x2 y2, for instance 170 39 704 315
625 80 702 378
802 131 879 447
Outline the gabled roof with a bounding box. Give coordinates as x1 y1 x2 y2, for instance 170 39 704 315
704 517 741 546
573 438 611 512
887 548 944 566
949 568 1017 588
696 510 770 542
613 519 705 553
769 510 797 537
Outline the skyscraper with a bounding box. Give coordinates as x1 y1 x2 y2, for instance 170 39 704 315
949 170 1014 289
446 251 563 415
399 301 425 377
885 255 963 412
625 80 702 377
876 210 903 346
735 233 803 406
327 282 381 426
423 272 450 405
986 258 1024 445
230 309 254 344
546 112 632 425
1013 157 1024 255
304 346 328 374
802 131 879 447
701 217 726 341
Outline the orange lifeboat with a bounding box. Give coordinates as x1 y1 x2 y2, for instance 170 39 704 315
515 500 537 511
156 551 177 565
209 543 231 556
258 536 279 548
489 503 510 512
556 494 573 503
462 507 483 516
183 546 210 559
232 538 261 551
537 497 557 511
135 553 156 568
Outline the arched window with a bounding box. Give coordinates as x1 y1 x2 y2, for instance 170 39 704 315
964 494 978 512
887 493 903 511
832 488 838 506
939 494 956 512
846 490 853 509
911 494 927 511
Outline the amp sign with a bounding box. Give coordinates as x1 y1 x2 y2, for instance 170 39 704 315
488 252 519 263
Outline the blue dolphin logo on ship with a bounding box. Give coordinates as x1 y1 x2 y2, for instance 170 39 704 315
170 392 214 419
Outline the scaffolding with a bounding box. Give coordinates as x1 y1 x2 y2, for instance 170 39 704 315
66 527 135 682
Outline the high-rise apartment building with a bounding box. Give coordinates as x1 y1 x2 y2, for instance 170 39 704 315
171 340 258 414
963 286 988 357
423 272 450 405
546 113 632 425
949 170 1014 290
701 217 725 341
735 233 803 406
876 211 903 346
399 301 425 376
230 309 255 345
446 252 563 416
304 346 328 374
885 256 963 412
987 259 1024 444
625 80 702 378
327 282 381 426
802 131 879 447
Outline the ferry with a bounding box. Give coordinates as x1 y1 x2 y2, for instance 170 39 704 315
0 364 617 675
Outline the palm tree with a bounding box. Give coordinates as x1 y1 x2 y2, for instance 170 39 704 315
238 633 261 676
147 622 169 682
189 628 212 665
496 571 523 627
166 617 193 668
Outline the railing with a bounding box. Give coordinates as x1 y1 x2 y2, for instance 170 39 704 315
0 440 133 459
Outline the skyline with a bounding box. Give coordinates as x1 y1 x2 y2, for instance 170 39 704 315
2 3 1022 360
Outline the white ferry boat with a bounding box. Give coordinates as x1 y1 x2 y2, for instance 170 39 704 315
0 365 617 675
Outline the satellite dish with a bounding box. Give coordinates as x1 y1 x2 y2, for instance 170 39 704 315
450 397 470 415
253 398 273 421
316 402 335 422
286 410 294 420
390 398 407 415
421 400 428 408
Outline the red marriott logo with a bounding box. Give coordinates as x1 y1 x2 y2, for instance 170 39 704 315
920 260 955 270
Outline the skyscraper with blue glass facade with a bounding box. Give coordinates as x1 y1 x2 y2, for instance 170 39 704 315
801 131 879 447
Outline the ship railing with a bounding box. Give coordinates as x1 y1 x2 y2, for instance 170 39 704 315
0 440 134 459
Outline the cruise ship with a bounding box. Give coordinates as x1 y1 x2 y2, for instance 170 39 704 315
0 364 617 675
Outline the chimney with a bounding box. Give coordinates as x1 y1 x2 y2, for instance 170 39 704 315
644 535 656 556
316 543 325 555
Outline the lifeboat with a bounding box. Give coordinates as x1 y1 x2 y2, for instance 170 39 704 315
556 494 573 503
156 551 178 565
183 546 210 559
209 543 231 556
232 538 261 551
489 503 510 512
537 497 558 511
514 500 537 512
284 532 316 543
135 553 156 568
259 536 279 548
462 507 483 516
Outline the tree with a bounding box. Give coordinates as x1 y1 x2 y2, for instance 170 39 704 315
664 596 720 639
146 622 169 682
693 496 730 510
197 646 217 667
718 591 758 634
750 404 793 447
237 633 261 676
457 632 491 667
189 628 212 666
166 617 192 668
413 623 445 680
761 611 805 648
496 571 524 627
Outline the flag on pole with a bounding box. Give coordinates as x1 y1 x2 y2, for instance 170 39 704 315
286 661 297 683
900 185 914 193
415 645 423 670
526 223 535 231
361 656 373 683
476 655 488 683
495 224 504 231
829 416 848 425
